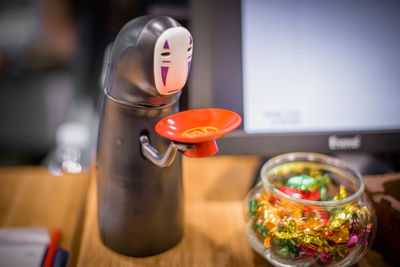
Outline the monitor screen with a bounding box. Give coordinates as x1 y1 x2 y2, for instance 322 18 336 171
242 0 400 134
189 0 400 161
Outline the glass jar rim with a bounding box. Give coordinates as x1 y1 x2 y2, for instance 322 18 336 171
260 152 365 207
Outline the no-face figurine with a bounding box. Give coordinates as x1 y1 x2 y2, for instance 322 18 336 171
96 16 193 256
154 27 193 95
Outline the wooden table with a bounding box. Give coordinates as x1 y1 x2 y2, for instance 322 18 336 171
0 157 397 266
74 156 396 267
0 167 90 251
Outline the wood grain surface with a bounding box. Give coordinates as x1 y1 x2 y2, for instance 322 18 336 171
75 156 394 267
76 156 263 266
0 166 90 251
0 157 394 266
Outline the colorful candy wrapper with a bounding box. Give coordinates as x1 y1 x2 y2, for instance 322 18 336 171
279 186 304 199
334 185 347 200
247 168 372 265
320 186 327 201
286 174 318 191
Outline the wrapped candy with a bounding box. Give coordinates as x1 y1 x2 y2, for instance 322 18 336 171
279 186 304 199
248 192 281 247
246 163 374 266
334 185 347 200
320 186 327 201
303 211 325 231
286 174 318 191
303 190 321 201
272 238 300 259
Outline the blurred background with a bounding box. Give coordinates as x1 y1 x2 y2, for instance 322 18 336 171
0 0 190 167
1 0 400 175
0 1 399 265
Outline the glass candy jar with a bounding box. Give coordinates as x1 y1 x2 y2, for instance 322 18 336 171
244 153 376 267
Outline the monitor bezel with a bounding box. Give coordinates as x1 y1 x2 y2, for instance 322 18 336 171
189 0 400 156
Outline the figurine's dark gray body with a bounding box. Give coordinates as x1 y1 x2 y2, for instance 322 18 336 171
96 16 186 256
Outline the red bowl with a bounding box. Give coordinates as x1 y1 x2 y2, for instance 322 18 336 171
155 108 242 157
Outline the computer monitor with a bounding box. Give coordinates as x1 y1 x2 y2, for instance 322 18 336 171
189 0 400 170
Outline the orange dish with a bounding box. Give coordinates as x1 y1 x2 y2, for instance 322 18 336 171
155 108 242 157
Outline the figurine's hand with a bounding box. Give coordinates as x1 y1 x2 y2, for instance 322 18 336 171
139 135 192 168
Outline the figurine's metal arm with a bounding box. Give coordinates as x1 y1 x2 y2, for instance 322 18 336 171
139 135 192 168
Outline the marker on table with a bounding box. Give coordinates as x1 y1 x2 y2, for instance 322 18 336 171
42 229 60 267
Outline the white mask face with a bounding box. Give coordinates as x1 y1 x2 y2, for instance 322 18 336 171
153 27 193 95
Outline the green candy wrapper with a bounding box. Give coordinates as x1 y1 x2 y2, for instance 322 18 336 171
286 174 317 191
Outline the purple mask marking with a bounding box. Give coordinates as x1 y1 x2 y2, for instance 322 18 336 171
163 40 169 49
187 61 191 77
189 35 193 45
161 66 169 86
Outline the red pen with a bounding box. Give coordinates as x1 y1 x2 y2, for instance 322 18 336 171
42 229 60 267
